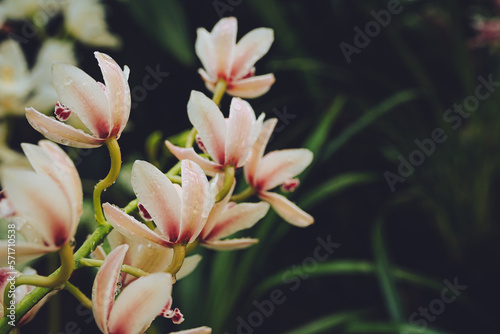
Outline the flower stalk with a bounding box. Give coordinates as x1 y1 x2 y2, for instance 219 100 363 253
64 282 92 310
215 166 235 202
79 259 149 278
165 244 187 279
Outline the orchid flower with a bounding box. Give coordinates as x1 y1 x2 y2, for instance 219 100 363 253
0 140 82 265
93 230 202 286
196 17 275 98
25 52 131 148
200 182 269 250
92 244 173 334
0 0 57 25
63 0 121 48
244 119 314 227
170 327 212 334
166 91 264 175
0 267 54 326
103 160 213 248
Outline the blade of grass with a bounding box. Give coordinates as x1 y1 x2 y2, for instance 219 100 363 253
284 309 369 334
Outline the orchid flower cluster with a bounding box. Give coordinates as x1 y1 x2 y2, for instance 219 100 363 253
0 17 313 333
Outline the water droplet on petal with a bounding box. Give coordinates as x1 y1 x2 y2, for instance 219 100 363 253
60 139 69 145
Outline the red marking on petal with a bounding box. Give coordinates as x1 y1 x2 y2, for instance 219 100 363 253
171 308 184 324
240 68 256 80
196 135 208 154
280 178 300 193
54 101 72 121
53 226 68 247
138 203 153 221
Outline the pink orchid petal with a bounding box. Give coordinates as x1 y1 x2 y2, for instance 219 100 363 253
256 149 313 191
1 169 72 247
108 273 172 334
225 98 256 166
92 244 129 334
205 201 269 241
131 160 182 242
91 246 107 261
203 238 259 251
26 107 104 148
195 29 216 78
259 191 314 227
95 52 131 138
232 28 274 80
178 160 213 243
165 141 221 175
228 74 276 98
0 241 57 267
198 69 216 91
211 17 237 80
187 91 227 164
169 326 212 334
201 178 233 239
177 254 202 280
51 62 111 138
103 203 171 248
244 118 277 187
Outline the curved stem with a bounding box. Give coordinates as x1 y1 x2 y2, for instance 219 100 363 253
79 258 149 278
215 166 235 202
64 282 92 310
230 186 256 203
212 79 228 106
186 238 200 254
165 244 186 280
93 137 122 225
185 128 197 148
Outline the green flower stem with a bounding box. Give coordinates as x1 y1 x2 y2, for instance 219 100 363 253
78 258 149 278
123 198 138 214
215 166 235 203
165 244 187 280
93 137 122 225
0 223 113 333
212 79 227 106
64 282 92 310
230 187 256 203
186 238 200 254
185 128 197 148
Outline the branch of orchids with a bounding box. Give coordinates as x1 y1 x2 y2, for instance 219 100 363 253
79 258 149 278
93 137 122 225
230 186 256 202
165 244 187 280
64 281 92 310
215 166 235 202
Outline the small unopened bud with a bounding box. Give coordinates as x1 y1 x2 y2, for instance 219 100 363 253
281 178 300 193
138 203 152 221
54 101 72 121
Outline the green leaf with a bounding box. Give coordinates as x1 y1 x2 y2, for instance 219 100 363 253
323 90 419 159
124 0 194 66
300 172 376 210
285 310 368 334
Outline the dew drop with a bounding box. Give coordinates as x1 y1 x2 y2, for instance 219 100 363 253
60 139 69 145
39 126 48 134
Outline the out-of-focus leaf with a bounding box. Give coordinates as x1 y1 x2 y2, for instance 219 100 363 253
323 90 419 159
268 58 351 81
253 260 443 297
373 218 404 322
145 130 163 168
346 322 448 334
285 310 368 334
300 172 376 209
124 0 194 66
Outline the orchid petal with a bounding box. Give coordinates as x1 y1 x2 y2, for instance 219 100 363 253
103 203 171 248
178 160 212 243
108 273 172 334
211 17 237 80
51 62 111 138
259 191 314 227
187 91 227 164
225 98 256 166
228 74 275 98
92 244 129 334
0 40 28 83
203 238 259 251
256 149 313 191
26 107 104 148
195 29 216 78
244 118 277 186
205 202 269 241
177 254 202 280
165 141 221 175
0 241 57 267
232 28 274 80
170 326 212 334
95 52 131 138
131 160 181 242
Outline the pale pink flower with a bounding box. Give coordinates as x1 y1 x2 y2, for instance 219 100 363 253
196 17 275 98
0 140 82 264
92 244 173 334
25 52 131 148
166 91 264 175
200 183 269 250
93 230 202 286
469 17 500 48
244 119 314 227
0 267 55 326
103 160 213 248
